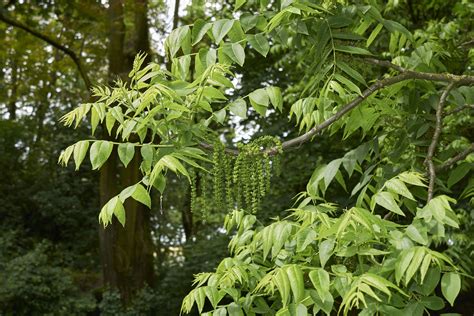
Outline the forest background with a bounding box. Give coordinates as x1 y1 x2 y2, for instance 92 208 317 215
0 0 473 315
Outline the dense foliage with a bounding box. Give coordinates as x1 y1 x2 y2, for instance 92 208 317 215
1 0 473 315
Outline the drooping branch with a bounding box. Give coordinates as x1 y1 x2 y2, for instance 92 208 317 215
436 143 474 172
0 10 92 89
425 83 456 202
201 67 474 156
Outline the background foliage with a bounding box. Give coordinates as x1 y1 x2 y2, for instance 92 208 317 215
0 0 473 315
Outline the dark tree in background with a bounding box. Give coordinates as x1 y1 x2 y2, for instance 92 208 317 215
1 0 473 315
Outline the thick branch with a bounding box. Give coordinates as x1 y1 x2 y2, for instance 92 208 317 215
268 73 413 154
0 10 91 89
436 143 474 172
424 83 455 202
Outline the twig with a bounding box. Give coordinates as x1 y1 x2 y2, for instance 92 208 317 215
425 83 456 202
363 58 407 72
0 10 92 89
444 104 474 116
199 142 239 155
436 143 474 172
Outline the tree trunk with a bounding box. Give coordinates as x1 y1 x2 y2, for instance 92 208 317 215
99 0 154 304
7 59 17 121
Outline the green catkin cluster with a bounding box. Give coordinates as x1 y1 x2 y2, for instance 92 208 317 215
231 136 282 213
212 141 226 211
189 168 197 214
200 170 211 220
195 136 282 216
224 153 234 208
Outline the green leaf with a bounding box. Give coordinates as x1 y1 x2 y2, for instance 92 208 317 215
405 247 425 285
334 74 362 95
323 159 342 188
441 273 461 306
105 111 115 135
420 296 445 311
286 265 305 303
227 303 244 316
373 191 405 216
447 163 471 188
406 225 428 245
274 269 291 307
266 86 283 112
132 183 151 208
240 14 258 32
212 19 234 44
161 155 190 180
395 248 415 284
58 144 74 166
194 287 206 313
336 61 367 86
90 141 113 170
73 140 89 170
335 45 373 56
262 225 274 259
227 21 246 43
192 19 212 45
309 269 331 303
229 98 247 119
296 227 316 252
420 253 432 283
367 23 383 47
204 286 222 309
385 178 414 200
419 267 441 295
398 172 426 187
113 198 126 227
195 48 217 76
153 173 167 193
214 108 227 124
319 239 335 268
235 0 246 10
140 144 154 172
248 33 270 57
203 86 227 100
166 25 190 58
249 88 269 116
295 304 307 316
118 143 135 168
223 43 245 66
91 107 99 135
99 196 125 227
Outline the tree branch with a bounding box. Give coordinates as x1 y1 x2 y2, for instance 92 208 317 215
201 67 474 156
435 143 474 172
424 83 455 202
0 10 92 89
444 104 474 116
364 58 474 85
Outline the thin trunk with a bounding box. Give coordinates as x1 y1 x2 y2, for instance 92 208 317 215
182 190 193 240
172 0 181 30
99 0 154 304
7 60 17 120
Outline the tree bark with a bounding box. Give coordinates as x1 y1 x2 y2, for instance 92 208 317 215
7 59 17 121
99 0 154 304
